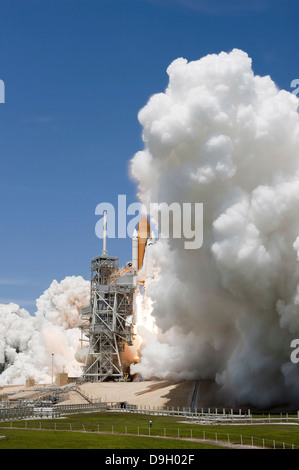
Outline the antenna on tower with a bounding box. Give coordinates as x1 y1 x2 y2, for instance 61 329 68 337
102 210 108 257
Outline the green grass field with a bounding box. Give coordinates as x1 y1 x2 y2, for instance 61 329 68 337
0 429 223 449
0 411 298 449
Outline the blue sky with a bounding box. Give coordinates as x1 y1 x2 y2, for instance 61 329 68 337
0 0 298 313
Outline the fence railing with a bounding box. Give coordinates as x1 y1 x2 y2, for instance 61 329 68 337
108 404 299 425
1 401 299 425
0 421 298 449
0 404 104 420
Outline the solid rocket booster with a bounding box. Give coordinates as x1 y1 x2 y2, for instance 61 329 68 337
137 216 150 270
132 229 138 270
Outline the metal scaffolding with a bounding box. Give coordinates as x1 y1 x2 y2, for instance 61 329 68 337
80 252 136 382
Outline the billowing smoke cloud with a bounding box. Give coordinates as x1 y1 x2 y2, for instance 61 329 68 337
0 276 90 385
130 49 299 408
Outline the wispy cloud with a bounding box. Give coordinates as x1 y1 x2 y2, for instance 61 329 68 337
0 297 36 307
140 0 281 14
29 116 62 124
21 115 64 126
0 278 42 287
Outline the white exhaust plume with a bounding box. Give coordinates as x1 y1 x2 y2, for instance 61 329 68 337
0 276 90 386
130 48 299 408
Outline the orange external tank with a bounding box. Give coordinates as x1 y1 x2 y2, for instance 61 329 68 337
137 216 150 270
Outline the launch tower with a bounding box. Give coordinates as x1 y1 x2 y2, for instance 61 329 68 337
80 212 154 382
80 212 136 382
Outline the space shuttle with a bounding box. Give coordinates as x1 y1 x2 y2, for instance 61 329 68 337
109 215 155 288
